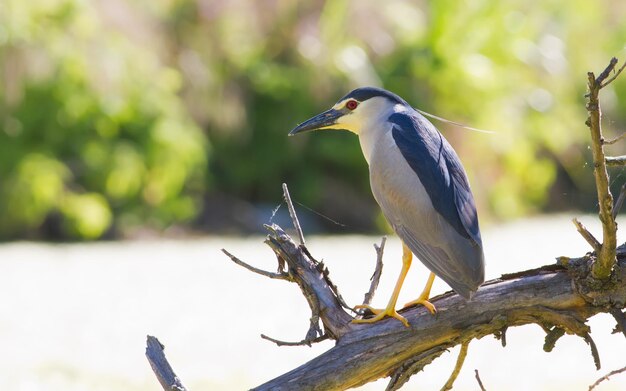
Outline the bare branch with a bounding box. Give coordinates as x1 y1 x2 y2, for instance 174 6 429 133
222 249 290 281
605 155 626 167
282 183 306 246
599 58 626 88
586 59 620 279
145 336 188 391
583 333 601 370
361 237 386 309
572 218 602 253
263 224 354 340
475 369 487 391
603 132 626 145
543 327 566 352
440 341 470 391
261 333 330 347
595 57 619 86
589 366 626 391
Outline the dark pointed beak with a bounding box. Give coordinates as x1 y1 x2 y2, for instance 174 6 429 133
289 108 344 136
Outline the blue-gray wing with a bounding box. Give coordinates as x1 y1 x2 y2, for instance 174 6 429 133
383 111 484 297
389 112 482 246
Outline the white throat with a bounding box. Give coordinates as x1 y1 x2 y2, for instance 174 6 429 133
357 102 408 164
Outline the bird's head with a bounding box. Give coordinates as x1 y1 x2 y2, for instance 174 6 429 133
289 87 407 136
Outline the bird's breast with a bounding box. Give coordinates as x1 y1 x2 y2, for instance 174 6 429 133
367 131 436 226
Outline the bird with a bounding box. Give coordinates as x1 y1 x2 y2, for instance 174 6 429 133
288 87 484 327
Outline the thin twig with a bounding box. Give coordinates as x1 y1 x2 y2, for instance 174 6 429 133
583 332 602 370
261 333 330 347
362 237 386 307
543 327 566 352
262 223 354 340
600 59 626 88
145 336 188 391
306 313 324 341
572 218 602 253
603 132 626 145
222 249 290 280
440 341 470 391
613 183 626 219
606 156 626 167
595 57 619 86
589 366 626 391
475 369 487 391
282 183 306 245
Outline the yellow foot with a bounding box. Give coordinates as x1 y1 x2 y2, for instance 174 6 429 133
352 304 409 327
403 298 437 315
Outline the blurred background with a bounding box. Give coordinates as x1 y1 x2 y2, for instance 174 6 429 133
2 0 626 240
3 0 626 390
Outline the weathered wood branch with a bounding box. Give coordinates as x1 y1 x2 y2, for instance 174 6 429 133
585 57 621 279
360 237 386 309
146 335 188 391
573 218 601 252
603 132 626 145
605 155 626 167
475 369 487 391
263 224 354 340
589 365 626 391
440 341 469 391
242 223 626 390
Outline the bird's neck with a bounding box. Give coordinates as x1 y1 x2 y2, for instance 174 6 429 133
357 103 407 165
358 123 387 165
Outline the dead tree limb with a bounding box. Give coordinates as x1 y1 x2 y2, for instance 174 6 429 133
605 155 626 167
573 218 602 253
585 57 621 279
440 341 470 391
282 182 306 246
603 132 626 145
589 365 626 391
146 335 188 391
475 369 487 391
360 237 386 309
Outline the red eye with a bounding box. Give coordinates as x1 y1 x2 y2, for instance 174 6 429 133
346 100 358 110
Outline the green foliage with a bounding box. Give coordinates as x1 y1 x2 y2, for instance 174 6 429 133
1 0 206 239
1 0 626 239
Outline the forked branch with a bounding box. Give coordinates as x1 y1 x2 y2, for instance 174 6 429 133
582 57 623 279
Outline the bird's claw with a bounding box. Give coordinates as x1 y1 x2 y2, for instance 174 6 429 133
403 298 437 315
352 304 410 327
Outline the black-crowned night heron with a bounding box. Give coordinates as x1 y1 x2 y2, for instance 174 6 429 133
289 87 485 327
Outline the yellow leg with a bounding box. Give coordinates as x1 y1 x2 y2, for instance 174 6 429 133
403 272 437 314
353 242 413 327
